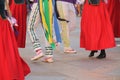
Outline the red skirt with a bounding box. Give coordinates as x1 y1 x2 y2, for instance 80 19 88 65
80 0 115 50
107 0 120 37
10 1 27 48
0 18 30 80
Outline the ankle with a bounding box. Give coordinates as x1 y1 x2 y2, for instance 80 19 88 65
64 47 72 50
42 56 54 63
101 49 105 53
45 46 53 56
36 49 43 55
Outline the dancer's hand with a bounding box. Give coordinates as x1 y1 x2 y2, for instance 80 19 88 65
29 0 34 3
76 0 85 4
7 17 18 30
104 0 108 4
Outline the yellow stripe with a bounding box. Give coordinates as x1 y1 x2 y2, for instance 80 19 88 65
39 0 48 32
49 1 53 43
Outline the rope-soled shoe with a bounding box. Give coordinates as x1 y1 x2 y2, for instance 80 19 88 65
31 49 44 61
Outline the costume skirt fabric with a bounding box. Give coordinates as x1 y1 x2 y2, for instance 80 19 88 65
107 0 120 37
80 0 115 50
10 1 27 48
0 18 30 80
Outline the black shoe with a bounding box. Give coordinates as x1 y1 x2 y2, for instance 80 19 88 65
96 50 106 59
89 50 98 57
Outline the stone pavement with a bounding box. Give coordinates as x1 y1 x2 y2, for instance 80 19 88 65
19 17 120 80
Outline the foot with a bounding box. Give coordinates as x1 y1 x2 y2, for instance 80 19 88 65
96 54 106 59
64 49 77 54
31 49 44 61
42 57 54 63
96 52 106 59
89 51 98 57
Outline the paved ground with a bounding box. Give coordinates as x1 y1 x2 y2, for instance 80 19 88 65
19 17 120 80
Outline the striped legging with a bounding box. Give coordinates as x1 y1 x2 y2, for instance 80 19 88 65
27 3 42 51
27 3 53 57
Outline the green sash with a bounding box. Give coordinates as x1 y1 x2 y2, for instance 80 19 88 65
38 0 55 49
